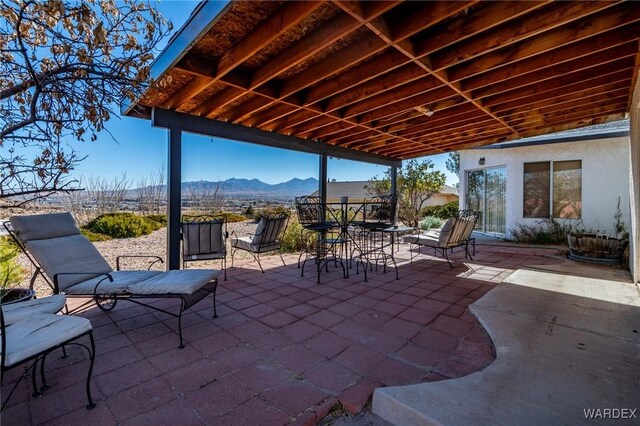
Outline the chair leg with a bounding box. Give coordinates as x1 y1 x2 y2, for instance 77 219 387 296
39 353 49 393
278 249 286 267
223 256 227 281
212 283 218 318
31 357 42 397
85 332 96 409
177 299 187 349
230 248 236 268
255 253 265 273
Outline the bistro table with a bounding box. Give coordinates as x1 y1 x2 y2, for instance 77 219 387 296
381 225 417 254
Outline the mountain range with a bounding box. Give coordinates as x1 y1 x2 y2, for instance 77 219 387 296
134 177 319 197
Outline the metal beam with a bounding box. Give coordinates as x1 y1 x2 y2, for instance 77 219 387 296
167 127 182 270
390 166 398 225
151 108 401 167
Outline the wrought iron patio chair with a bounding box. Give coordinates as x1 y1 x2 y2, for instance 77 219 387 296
230 212 289 273
5 213 219 349
295 196 346 283
352 194 398 280
182 215 228 280
1 298 97 412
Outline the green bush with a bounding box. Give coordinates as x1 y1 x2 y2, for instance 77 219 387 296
81 229 113 242
243 205 255 218
0 237 25 292
420 200 459 219
218 212 247 223
420 216 441 230
510 218 586 245
254 206 289 222
280 216 312 253
144 214 167 226
84 213 157 239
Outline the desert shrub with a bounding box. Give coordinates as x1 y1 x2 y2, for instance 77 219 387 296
0 237 25 292
254 206 289 222
81 229 113 242
420 216 441 230
420 200 459 219
144 214 167 226
243 205 255 218
510 218 586 245
84 213 157 239
218 212 247 223
280 216 313 253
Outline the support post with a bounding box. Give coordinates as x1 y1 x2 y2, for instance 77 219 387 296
629 77 640 284
319 154 328 222
167 128 182 270
391 166 398 225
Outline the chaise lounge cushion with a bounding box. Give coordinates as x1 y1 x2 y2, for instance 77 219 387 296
1 294 67 325
403 234 440 247
1 314 92 367
127 269 219 295
64 270 161 295
23 235 113 292
10 213 82 241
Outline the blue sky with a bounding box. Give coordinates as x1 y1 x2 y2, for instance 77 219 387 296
70 1 458 186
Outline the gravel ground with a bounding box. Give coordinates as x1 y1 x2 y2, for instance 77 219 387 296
14 220 264 297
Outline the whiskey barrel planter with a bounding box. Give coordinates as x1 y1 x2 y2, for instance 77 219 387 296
567 233 628 265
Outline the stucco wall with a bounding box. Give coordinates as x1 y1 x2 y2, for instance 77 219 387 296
459 137 631 239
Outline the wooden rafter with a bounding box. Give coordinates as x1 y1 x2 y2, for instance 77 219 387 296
129 0 640 160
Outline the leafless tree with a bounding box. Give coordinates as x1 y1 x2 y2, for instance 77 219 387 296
185 182 226 215
137 167 165 216
63 173 131 224
0 0 171 206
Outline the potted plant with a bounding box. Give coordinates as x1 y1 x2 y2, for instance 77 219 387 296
0 238 32 305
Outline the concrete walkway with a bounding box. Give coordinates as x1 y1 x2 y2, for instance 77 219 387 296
374 262 640 425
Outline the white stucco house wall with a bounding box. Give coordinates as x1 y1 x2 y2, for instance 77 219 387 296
459 120 631 239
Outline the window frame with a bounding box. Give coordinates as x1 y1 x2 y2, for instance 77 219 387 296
522 160 582 219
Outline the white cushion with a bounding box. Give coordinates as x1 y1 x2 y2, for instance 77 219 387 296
127 269 218 295
2 295 67 325
10 212 80 241
232 236 280 253
65 270 161 295
403 234 441 248
437 218 457 246
1 314 92 367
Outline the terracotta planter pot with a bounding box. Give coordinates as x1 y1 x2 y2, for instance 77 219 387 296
0 288 36 305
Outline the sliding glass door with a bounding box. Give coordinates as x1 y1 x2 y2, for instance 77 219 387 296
466 166 506 235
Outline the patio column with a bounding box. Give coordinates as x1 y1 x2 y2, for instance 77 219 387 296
319 154 328 221
391 166 398 225
167 127 182 270
629 77 640 284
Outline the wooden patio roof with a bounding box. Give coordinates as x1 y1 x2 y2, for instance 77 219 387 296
125 0 640 161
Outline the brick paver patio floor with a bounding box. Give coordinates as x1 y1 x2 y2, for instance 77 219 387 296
2 243 563 425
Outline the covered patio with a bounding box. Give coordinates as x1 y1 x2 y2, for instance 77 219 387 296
123 0 640 282
2 244 567 424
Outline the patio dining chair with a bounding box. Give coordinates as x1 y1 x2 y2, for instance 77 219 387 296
230 212 289 273
1 297 97 411
182 215 228 280
5 213 219 349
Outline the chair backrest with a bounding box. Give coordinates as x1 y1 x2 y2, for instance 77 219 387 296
9 213 113 293
295 196 325 226
362 194 397 226
438 216 477 247
252 213 289 248
181 215 227 261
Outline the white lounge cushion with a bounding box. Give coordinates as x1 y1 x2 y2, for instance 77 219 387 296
403 234 441 248
437 218 457 246
26 235 113 292
232 236 280 253
2 295 67 325
1 314 92 367
10 212 80 241
65 270 161 295
127 269 219 295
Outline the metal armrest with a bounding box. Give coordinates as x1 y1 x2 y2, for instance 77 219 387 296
53 272 114 295
116 255 164 271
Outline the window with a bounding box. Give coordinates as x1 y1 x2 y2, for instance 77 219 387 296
523 160 581 219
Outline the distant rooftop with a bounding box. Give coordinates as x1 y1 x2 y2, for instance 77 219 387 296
476 120 630 150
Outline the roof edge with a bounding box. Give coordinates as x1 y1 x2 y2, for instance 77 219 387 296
477 130 630 150
121 0 231 116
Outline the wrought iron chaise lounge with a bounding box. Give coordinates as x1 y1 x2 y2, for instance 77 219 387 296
5 213 219 349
